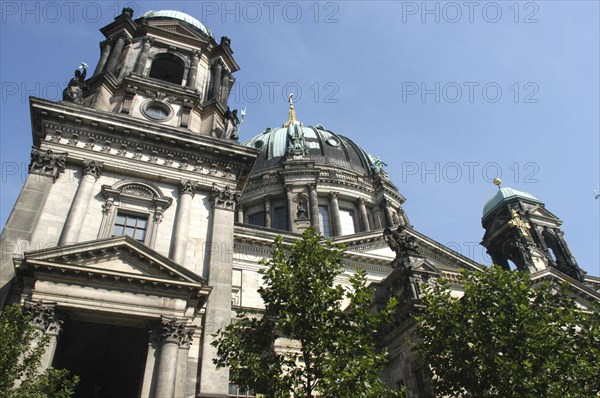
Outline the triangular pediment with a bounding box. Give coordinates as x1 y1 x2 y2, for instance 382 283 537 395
146 21 211 44
22 236 205 287
530 268 600 311
413 259 442 274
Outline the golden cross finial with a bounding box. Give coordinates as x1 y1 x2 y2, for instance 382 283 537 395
284 93 298 127
508 208 530 237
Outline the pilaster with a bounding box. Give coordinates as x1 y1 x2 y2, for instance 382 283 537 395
0 149 66 306
199 184 238 396
23 300 61 371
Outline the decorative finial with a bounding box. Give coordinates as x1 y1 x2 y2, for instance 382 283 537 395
493 177 502 189
284 93 298 127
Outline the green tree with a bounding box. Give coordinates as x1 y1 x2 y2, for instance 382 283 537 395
415 265 600 398
213 228 403 398
0 304 78 398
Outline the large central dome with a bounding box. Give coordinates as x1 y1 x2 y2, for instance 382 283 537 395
238 108 407 237
243 124 377 175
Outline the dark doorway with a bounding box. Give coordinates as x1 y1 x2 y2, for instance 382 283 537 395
53 319 148 398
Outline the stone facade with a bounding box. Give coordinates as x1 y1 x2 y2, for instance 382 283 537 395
1 8 598 398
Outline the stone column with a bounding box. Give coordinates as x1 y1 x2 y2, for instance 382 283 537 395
382 199 394 228
134 37 153 75
210 60 223 101
186 50 200 89
373 208 383 230
199 184 240 396
23 301 61 372
308 185 320 231
170 180 196 265
93 39 112 77
155 317 189 398
105 33 128 74
264 195 272 228
329 192 342 236
59 160 103 246
236 204 244 224
357 198 370 232
0 149 66 307
286 185 294 230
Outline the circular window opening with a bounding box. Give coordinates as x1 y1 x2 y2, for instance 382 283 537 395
141 101 173 122
254 140 264 149
326 137 340 147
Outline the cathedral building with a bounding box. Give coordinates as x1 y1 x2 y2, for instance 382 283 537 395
0 8 598 398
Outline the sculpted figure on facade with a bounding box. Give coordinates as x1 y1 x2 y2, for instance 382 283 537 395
29 148 67 181
63 63 88 104
296 196 308 219
211 184 240 210
224 107 240 140
384 226 420 265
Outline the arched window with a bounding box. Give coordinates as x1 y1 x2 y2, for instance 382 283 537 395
149 53 184 85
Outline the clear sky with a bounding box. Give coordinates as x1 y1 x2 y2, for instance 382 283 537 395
1 1 598 276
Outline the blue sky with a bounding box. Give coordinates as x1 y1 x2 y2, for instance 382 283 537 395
1 1 598 276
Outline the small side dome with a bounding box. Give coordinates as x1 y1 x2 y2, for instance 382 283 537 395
483 186 542 217
141 10 214 38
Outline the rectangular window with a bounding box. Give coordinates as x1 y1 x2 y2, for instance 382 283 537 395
273 206 287 230
112 212 148 242
318 206 331 237
232 269 242 307
228 383 255 397
248 212 265 227
339 210 356 235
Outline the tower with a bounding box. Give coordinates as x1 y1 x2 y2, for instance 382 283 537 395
0 8 257 397
481 183 585 281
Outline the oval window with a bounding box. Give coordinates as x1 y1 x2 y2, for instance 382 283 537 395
141 101 173 122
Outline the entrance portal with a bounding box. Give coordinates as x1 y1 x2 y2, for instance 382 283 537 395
53 319 149 398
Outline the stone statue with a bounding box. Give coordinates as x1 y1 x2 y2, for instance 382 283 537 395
224 107 245 140
297 200 308 219
368 154 388 176
63 63 88 104
287 126 308 156
29 148 66 180
384 226 419 263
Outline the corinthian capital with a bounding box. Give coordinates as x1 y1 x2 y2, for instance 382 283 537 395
159 317 191 346
82 159 103 180
23 300 61 334
179 179 197 197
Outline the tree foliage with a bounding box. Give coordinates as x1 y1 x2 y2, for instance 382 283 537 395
213 228 402 398
0 304 78 398
415 265 600 397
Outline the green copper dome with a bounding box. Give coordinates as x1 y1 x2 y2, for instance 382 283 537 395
141 10 214 38
483 186 542 217
242 125 378 175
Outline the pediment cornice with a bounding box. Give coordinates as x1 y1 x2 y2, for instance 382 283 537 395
19 236 210 298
